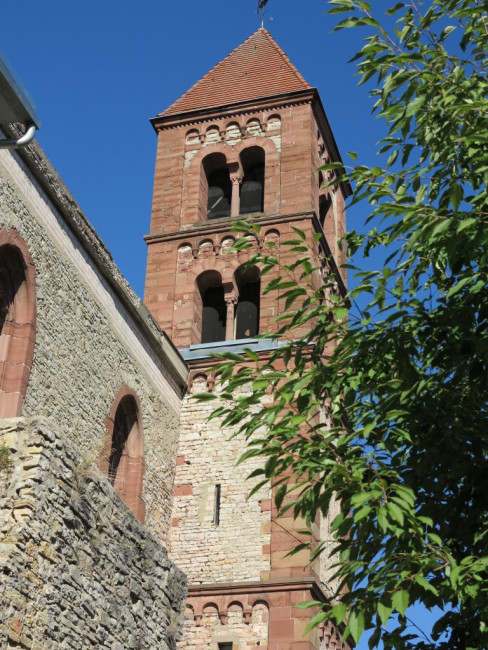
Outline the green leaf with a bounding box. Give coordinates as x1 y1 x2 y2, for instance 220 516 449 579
405 96 425 117
440 25 456 40
450 184 463 210
377 600 392 626
392 590 409 616
294 600 322 610
275 484 287 510
348 610 365 644
387 501 404 526
385 2 405 15
193 392 217 401
415 574 438 595
331 603 348 624
304 611 328 634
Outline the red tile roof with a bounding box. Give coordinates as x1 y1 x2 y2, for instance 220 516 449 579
160 28 311 117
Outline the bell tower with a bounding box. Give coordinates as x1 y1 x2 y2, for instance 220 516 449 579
145 28 351 650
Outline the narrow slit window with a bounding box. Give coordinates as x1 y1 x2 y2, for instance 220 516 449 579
213 484 221 526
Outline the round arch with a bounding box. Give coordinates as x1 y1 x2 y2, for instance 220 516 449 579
101 384 145 523
0 228 36 418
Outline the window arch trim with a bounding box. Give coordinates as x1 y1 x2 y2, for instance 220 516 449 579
0 228 36 419
101 384 146 523
187 137 280 222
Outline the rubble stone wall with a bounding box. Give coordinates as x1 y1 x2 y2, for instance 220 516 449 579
0 418 187 650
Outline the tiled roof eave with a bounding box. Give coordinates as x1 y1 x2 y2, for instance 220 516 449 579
150 87 317 131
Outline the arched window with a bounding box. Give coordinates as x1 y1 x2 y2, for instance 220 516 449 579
101 388 145 522
0 230 36 419
203 153 232 220
235 266 260 340
198 271 226 343
240 147 265 215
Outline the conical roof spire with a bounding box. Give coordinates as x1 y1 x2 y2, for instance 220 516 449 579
160 28 311 117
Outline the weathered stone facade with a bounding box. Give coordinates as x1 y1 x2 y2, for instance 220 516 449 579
0 86 189 645
0 135 187 542
169 386 271 585
0 417 187 649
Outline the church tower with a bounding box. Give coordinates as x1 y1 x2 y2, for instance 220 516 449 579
144 29 351 650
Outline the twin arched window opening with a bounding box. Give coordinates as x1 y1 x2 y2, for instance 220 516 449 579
205 147 265 220
198 266 260 344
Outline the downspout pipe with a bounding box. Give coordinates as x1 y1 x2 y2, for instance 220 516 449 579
0 122 37 149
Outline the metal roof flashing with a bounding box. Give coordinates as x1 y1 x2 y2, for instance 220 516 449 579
0 55 40 129
180 337 283 361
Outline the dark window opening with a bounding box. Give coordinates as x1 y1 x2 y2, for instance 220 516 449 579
219 644 233 650
319 194 331 229
207 169 232 219
0 237 37 420
213 484 221 526
240 147 265 215
108 396 138 485
202 285 226 343
236 283 260 339
0 253 16 334
235 266 260 340
204 153 232 220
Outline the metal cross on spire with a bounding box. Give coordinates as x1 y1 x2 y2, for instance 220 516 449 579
257 0 269 28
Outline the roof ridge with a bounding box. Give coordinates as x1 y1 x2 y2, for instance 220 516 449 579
259 28 310 89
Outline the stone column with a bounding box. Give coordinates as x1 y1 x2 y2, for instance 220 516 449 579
230 174 242 218
225 296 237 340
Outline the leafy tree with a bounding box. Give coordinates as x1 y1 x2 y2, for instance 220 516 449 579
198 1 488 648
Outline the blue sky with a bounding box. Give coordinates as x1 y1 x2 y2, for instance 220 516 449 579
1 1 435 646
1 0 381 298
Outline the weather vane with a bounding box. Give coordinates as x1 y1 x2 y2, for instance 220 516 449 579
257 0 269 28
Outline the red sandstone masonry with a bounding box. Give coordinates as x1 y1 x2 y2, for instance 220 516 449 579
174 484 193 496
145 29 351 650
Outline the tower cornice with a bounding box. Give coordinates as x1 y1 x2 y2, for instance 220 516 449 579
150 87 316 131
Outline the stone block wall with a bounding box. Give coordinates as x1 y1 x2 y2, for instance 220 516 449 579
169 385 271 585
0 417 187 649
0 141 187 543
